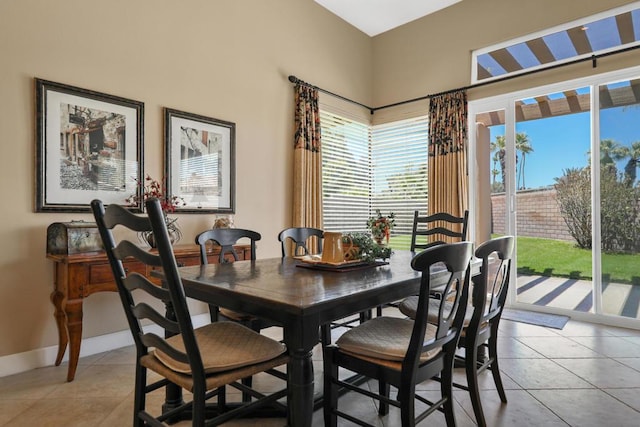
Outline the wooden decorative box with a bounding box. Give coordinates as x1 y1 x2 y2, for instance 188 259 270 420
47 220 103 255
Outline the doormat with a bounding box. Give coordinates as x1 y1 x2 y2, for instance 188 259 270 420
501 308 570 330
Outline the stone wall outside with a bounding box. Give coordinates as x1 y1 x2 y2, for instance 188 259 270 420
491 187 574 242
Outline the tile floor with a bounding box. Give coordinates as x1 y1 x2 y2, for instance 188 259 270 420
2 316 640 426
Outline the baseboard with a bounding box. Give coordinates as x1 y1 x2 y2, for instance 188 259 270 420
0 313 211 378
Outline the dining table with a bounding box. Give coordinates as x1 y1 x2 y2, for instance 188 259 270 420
155 250 473 427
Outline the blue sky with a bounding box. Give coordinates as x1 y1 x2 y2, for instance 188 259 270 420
489 102 640 189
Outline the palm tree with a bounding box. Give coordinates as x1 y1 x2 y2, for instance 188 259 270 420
515 132 533 190
616 141 640 185
490 135 506 191
599 138 624 172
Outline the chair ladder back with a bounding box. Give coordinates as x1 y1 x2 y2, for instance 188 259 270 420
92 198 204 377
408 242 473 362
472 236 514 325
195 228 261 264
278 227 324 257
410 210 469 251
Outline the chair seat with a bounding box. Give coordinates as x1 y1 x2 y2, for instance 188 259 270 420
155 321 287 374
142 351 289 393
336 316 441 363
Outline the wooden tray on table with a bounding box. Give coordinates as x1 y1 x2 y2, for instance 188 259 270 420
295 255 388 272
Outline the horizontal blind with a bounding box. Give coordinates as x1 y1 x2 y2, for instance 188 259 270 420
321 111 371 233
371 116 429 237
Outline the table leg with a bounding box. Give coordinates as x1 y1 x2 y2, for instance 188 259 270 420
63 299 83 382
287 348 314 427
51 290 68 367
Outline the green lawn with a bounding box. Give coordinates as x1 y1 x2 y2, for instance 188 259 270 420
515 235 640 284
389 234 640 284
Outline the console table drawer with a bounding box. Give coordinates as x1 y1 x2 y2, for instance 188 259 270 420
89 261 146 285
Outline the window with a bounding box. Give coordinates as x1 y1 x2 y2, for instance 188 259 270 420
321 111 370 232
472 2 640 83
320 110 428 249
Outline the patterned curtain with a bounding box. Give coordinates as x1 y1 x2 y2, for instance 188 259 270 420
292 83 323 233
427 90 469 241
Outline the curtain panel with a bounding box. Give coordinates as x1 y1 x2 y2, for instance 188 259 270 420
292 84 323 231
427 90 469 242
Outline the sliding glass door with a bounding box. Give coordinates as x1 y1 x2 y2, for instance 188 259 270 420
513 87 593 313
469 66 640 327
598 78 640 319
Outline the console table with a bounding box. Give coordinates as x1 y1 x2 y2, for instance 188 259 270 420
47 244 251 381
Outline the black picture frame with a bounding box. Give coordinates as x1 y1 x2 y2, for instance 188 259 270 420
164 108 235 213
35 78 144 212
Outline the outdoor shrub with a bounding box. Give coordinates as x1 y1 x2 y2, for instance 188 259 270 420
554 168 592 249
555 166 640 252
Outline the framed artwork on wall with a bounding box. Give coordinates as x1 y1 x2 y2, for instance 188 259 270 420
164 108 235 213
35 78 144 212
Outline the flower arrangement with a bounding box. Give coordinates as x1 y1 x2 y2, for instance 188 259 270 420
126 175 186 246
342 232 392 262
367 209 396 244
126 174 186 214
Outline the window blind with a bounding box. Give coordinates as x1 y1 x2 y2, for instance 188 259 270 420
321 111 371 232
371 116 429 236
320 111 429 246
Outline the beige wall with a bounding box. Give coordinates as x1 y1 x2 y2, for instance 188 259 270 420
2 0 640 367
372 0 639 106
0 0 372 359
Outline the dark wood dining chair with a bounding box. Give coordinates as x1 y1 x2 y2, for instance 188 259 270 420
410 210 469 251
399 235 514 427
195 228 268 330
277 227 323 257
323 241 473 427
391 209 469 314
195 228 276 402
91 198 288 427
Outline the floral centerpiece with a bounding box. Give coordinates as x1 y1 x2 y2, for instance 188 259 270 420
126 174 186 247
367 209 396 245
342 232 392 262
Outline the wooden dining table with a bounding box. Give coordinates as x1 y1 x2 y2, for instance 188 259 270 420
157 250 465 427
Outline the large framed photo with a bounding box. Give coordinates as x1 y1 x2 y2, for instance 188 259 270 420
164 108 235 213
35 79 144 212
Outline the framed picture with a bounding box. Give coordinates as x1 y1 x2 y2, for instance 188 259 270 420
164 108 235 213
35 78 144 212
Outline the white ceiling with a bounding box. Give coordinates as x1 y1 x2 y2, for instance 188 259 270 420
314 0 463 37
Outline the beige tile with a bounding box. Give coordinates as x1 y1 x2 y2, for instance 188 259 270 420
498 319 561 337
554 320 619 337
497 336 545 358
515 336 603 358
93 345 137 365
554 358 640 388
455 389 567 427
571 335 640 358
529 389 640 426
614 357 640 372
0 366 66 400
3 397 122 427
603 388 640 412
0 400 35 425
47 364 135 399
498 358 593 389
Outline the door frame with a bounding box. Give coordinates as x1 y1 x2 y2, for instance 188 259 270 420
468 64 640 329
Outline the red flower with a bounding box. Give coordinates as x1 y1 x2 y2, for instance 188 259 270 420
126 174 186 213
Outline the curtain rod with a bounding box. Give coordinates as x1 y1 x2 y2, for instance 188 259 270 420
289 43 640 114
288 75 374 114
